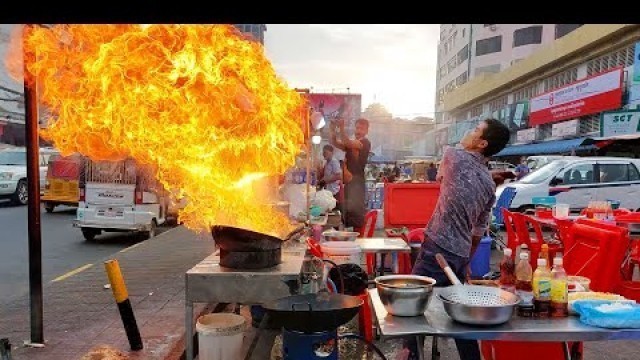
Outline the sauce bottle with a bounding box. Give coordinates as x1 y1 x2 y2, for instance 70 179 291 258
515 252 534 317
550 256 569 317
533 258 552 317
499 248 516 294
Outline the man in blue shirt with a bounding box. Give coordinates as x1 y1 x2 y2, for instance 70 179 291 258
514 156 530 180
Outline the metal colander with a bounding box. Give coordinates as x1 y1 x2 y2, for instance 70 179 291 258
439 285 520 306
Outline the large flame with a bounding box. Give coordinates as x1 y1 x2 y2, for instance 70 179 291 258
7 24 306 236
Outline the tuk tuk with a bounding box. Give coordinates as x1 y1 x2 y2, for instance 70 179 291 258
41 153 83 212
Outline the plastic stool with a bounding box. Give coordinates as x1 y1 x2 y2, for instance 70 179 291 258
357 291 374 342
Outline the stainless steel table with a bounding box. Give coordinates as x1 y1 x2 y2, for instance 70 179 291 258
370 288 640 360
185 246 306 360
355 238 410 276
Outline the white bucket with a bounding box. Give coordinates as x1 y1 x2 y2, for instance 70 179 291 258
196 313 246 360
321 241 362 266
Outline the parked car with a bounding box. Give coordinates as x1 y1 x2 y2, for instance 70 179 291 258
496 156 640 213
526 155 567 172
0 147 59 205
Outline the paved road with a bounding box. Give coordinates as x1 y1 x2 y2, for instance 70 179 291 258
0 200 172 305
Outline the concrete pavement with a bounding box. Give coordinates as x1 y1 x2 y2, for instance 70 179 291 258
0 225 215 359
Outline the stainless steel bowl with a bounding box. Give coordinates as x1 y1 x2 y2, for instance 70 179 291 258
322 230 359 242
437 289 519 326
375 275 437 317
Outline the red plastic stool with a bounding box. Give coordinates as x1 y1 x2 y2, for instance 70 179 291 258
480 340 583 360
357 291 374 342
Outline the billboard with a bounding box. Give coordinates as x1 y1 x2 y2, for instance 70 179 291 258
530 67 623 126
307 93 362 129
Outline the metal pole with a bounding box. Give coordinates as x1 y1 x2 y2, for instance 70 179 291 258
306 112 311 224
23 24 44 345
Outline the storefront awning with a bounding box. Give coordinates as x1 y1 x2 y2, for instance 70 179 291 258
494 137 596 157
592 133 640 141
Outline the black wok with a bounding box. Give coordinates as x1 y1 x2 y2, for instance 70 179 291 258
211 225 306 252
262 293 363 333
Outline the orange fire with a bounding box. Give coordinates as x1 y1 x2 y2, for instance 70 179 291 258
7 24 306 236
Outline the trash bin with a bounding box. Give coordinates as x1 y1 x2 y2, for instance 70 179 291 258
196 313 245 360
470 235 493 279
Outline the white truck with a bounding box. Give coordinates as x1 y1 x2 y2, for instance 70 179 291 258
73 157 169 241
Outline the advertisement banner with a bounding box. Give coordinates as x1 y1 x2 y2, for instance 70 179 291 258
516 128 537 143
530 68 623 126
634 42 640 83
307 93 362 130
600 110 640 137
551 119 579 138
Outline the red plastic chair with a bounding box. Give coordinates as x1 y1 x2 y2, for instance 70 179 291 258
481 340 582 360
512 213 564 271
398 228 425 274
563 220 629 293
361 210 379 275
501 209 520 254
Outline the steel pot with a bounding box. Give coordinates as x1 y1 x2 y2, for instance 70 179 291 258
375 275 436 317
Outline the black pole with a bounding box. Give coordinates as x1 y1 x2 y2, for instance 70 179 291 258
23 24 44 345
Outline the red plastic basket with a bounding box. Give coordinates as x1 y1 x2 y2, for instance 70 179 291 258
383 183 440 230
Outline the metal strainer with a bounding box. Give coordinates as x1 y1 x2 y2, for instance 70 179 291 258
435 253 520 325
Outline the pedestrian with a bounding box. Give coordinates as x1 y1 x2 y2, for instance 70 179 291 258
317 144 342 208
330 117 371 233
404 118 510 360
426 162 437 182
514 156 530 180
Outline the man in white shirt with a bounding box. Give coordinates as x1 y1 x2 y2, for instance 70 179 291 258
318 144 342 204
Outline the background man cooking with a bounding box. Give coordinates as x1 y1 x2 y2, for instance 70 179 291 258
404 118 510 360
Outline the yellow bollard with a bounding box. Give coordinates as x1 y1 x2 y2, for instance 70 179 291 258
104 259 143 351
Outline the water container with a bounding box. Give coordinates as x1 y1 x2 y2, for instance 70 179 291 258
196 313 245 360
470 235 493 279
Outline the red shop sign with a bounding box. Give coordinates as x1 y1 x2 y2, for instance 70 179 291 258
529 67 623 126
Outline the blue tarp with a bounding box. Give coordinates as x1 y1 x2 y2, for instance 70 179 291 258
494 137 596 157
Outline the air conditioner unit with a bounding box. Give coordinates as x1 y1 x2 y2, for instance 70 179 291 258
489 25 497 31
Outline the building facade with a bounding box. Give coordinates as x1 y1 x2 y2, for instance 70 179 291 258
430 24 640 159
436 24 583 123
234 24 267 44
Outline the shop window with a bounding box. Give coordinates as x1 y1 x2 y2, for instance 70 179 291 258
457 45 469 64
513 26 543 47
555 24 583 39
476 36 502 56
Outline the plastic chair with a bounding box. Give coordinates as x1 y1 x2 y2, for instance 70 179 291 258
563 220 629 293
398 228 425 274
492 187 517 228
481 340 582 360
500 209 520 254
360 210 379 275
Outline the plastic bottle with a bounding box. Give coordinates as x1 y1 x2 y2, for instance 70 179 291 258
515 252 534 317
533 258 552 318
550 256 569 318
539 244 550 268
499 248 516 294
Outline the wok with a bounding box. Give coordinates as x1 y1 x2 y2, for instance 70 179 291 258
211 224 306 252
262 293 363 333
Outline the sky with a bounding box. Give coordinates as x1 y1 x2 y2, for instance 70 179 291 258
264 24 440 120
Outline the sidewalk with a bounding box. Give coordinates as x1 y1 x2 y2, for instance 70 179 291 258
0 226 215 360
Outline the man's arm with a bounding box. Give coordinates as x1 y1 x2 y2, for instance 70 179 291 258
469 193 495 260
329 123 347 152
336 118 363 151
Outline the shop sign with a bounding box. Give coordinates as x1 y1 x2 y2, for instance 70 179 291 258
516 128 537 143
530 67 623 126
600 110 640 137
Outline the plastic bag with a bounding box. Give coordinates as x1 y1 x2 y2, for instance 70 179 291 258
328 263 368 296
572 300 640 328
312 189 337 214
284 183 316 218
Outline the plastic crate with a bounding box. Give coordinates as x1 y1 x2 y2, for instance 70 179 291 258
383 183 440 230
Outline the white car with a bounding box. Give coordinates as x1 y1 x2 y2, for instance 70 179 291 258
496 156 640 213
0 147 59 205
526 155 567 172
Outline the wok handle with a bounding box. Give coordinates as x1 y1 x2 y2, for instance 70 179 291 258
435 253 462 286
291 302 313 312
